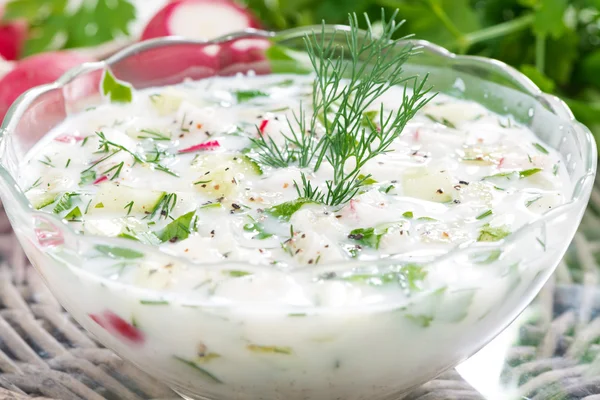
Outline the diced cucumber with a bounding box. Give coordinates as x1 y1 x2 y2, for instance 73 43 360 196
149 89 185 116
29 192 57 210
402 168 454 203
87 182 165 215
192 154 262 198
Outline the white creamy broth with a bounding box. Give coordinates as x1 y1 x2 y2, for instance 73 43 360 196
19 73 569 308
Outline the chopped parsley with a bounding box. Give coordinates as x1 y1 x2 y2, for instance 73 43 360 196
477 223 511 242
101 69 133 103
155 211 196 243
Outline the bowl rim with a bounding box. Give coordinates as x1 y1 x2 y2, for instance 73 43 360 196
0 25 597 303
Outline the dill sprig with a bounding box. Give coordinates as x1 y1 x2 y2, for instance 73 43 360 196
252 10 432 206
95 131 179 177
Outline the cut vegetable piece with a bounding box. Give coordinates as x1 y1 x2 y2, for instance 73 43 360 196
192 154 261 198
141 0 261 41
267 198 314 221
402 168 454 203
88 182 165 215
0 52 94 120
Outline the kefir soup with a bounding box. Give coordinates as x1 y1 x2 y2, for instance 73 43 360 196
15 19 571 400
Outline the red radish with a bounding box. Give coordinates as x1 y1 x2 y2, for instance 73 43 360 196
54 134 84 144
0 6 27 61
141 0 261 42
258 119 269 134
178 139 220 153
93 176 109 185
0 51 94 121
90 310 145 345
218 37 271 76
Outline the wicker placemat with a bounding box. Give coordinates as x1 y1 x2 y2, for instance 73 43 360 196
2 188 600 400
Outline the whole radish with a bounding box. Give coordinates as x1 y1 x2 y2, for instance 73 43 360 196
141 0 262 41
0 19 27 60
0 52 94 121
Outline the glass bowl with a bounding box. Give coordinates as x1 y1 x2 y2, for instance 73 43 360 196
0 26 596 400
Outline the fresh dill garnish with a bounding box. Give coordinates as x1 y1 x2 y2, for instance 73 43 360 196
425 114 455 129
81 136 89 147
137 129 171 141
526 196 543 207
475 210 493 220
65 159 71 168
82 150 121 174
149 193 178 220
39 155 55 168
533 143 549 154
251 10 431 206
194 180 212 185
95 131 178 177
553 163 559 175
180 113 190 132
101 161 125 181
24 177 42 193
124 201 134 216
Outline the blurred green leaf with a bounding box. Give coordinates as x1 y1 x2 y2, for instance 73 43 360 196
520 64 556 92
531 0 568 38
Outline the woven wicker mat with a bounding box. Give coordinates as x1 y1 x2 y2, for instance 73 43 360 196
3 186 600 400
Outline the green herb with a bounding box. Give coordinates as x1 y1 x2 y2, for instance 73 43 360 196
347 226 392 249
39 155 54 168
140 300 169 305
533 143 549 154
172 356 222 384
357 174 377 185
477 223 511 242
94 202 104 209
24 177 42 193
405 314 434 328
156 211 196 243
243 221 274 240
224 270 253 278
94 245 144 259
137 129 171 141
254 11 431 206
124 201 134 216
537 237 547 251
483 168 542 180
425 114 456 129
247 344 292 355
526 196 543 208
65 158 71 168
402 211 413 219
81 150 120 175
476 210 493 220
52 192 78 214
267 198 314 221
64 206 82 221
417 217 437 222
149 193 178 220
118 227 161 246
101 161 125 181
81 137 89 147
102 69 133 103
194 180 212 185
471 249 502 265
235 90 269 102
382 185 395 194
553 163 559 176
527 154 533 164
275 79 294 87
200 202 222 210
498 118 512 129
335 263 427 291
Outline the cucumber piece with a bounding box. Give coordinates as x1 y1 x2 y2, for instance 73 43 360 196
149 90 184 116
402 168 454 203
88 182 165 215
193 155 262 198
29 192 57 210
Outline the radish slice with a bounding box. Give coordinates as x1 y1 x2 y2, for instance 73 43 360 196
218 38 272 76
0 51 93 120
179 140 220 153
141 0 261 41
